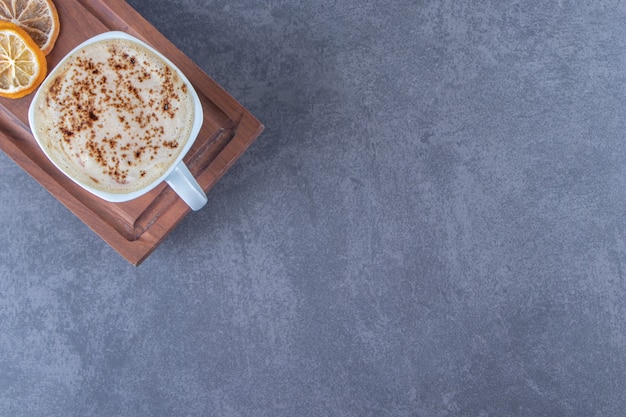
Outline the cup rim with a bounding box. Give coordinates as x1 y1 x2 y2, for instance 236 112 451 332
28 31 204 203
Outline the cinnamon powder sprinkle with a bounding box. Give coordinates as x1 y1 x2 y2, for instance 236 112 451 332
34 38 195 193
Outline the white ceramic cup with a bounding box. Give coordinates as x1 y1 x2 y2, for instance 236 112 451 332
28 31 208 211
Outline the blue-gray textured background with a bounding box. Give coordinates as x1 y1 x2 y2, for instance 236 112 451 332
2 0 626 415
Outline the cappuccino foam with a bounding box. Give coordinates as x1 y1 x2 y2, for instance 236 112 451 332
32 38 195 194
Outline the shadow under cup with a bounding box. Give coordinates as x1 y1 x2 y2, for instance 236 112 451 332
28 31 207 211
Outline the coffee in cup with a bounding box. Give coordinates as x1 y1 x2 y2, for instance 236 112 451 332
29 32 207 210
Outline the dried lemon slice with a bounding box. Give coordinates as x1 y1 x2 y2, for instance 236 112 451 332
0 0 59 55
0 21 46 98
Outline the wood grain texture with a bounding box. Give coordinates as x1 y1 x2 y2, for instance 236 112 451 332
0 0 263 265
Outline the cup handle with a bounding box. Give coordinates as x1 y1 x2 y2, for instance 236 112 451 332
165 162 208 211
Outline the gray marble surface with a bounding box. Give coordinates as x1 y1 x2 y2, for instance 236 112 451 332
2 0 626 415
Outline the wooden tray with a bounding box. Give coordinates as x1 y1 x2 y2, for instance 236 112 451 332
0 0 263 265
